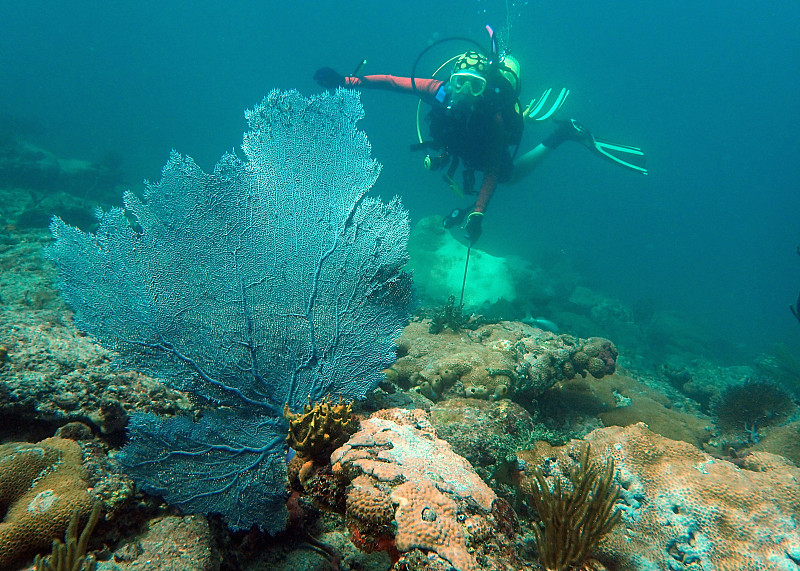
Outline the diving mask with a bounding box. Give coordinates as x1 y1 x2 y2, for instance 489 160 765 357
450 70 487 97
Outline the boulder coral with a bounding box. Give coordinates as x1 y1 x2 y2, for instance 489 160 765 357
330 408 522 571
0 436 95 567
389 320 526 402
388 320 617 403
518 423 800 570
543 372 714 449
750 420 800 466
515 334 617 398
430 398 537 483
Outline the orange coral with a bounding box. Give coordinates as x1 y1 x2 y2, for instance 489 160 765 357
345 475 394 525
392 478 477 571
331 408 505 571
0 436 95 567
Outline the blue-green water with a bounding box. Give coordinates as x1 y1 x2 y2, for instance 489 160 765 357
2 0 799 359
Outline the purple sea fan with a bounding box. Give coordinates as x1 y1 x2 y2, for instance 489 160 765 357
47 89 414 533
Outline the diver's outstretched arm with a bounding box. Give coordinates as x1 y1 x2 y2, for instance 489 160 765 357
314 67 443 101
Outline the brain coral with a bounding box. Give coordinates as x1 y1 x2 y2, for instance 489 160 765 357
519 423 800 571
331 408 520 571
0 436 95 567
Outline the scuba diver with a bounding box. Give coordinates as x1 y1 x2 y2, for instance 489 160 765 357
313 27 647 245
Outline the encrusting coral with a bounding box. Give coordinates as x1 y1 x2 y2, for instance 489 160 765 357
520 423 800 570
284 397 359 462
525 443 621 571
0 436 95 568
328 408 522 571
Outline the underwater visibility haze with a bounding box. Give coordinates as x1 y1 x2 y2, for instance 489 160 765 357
2 1 797 356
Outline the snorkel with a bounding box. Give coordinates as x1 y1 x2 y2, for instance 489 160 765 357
486 24 521 100
486 24 499 59
351 58 367 77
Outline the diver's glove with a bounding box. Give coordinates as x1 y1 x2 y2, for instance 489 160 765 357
464 211 484 244
542 118 595 149
443 204 474 229
314 67 347 89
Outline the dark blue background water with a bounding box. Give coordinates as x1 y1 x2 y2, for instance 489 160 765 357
2 1 799 359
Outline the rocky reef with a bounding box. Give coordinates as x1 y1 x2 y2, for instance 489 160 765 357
2 143 800 570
